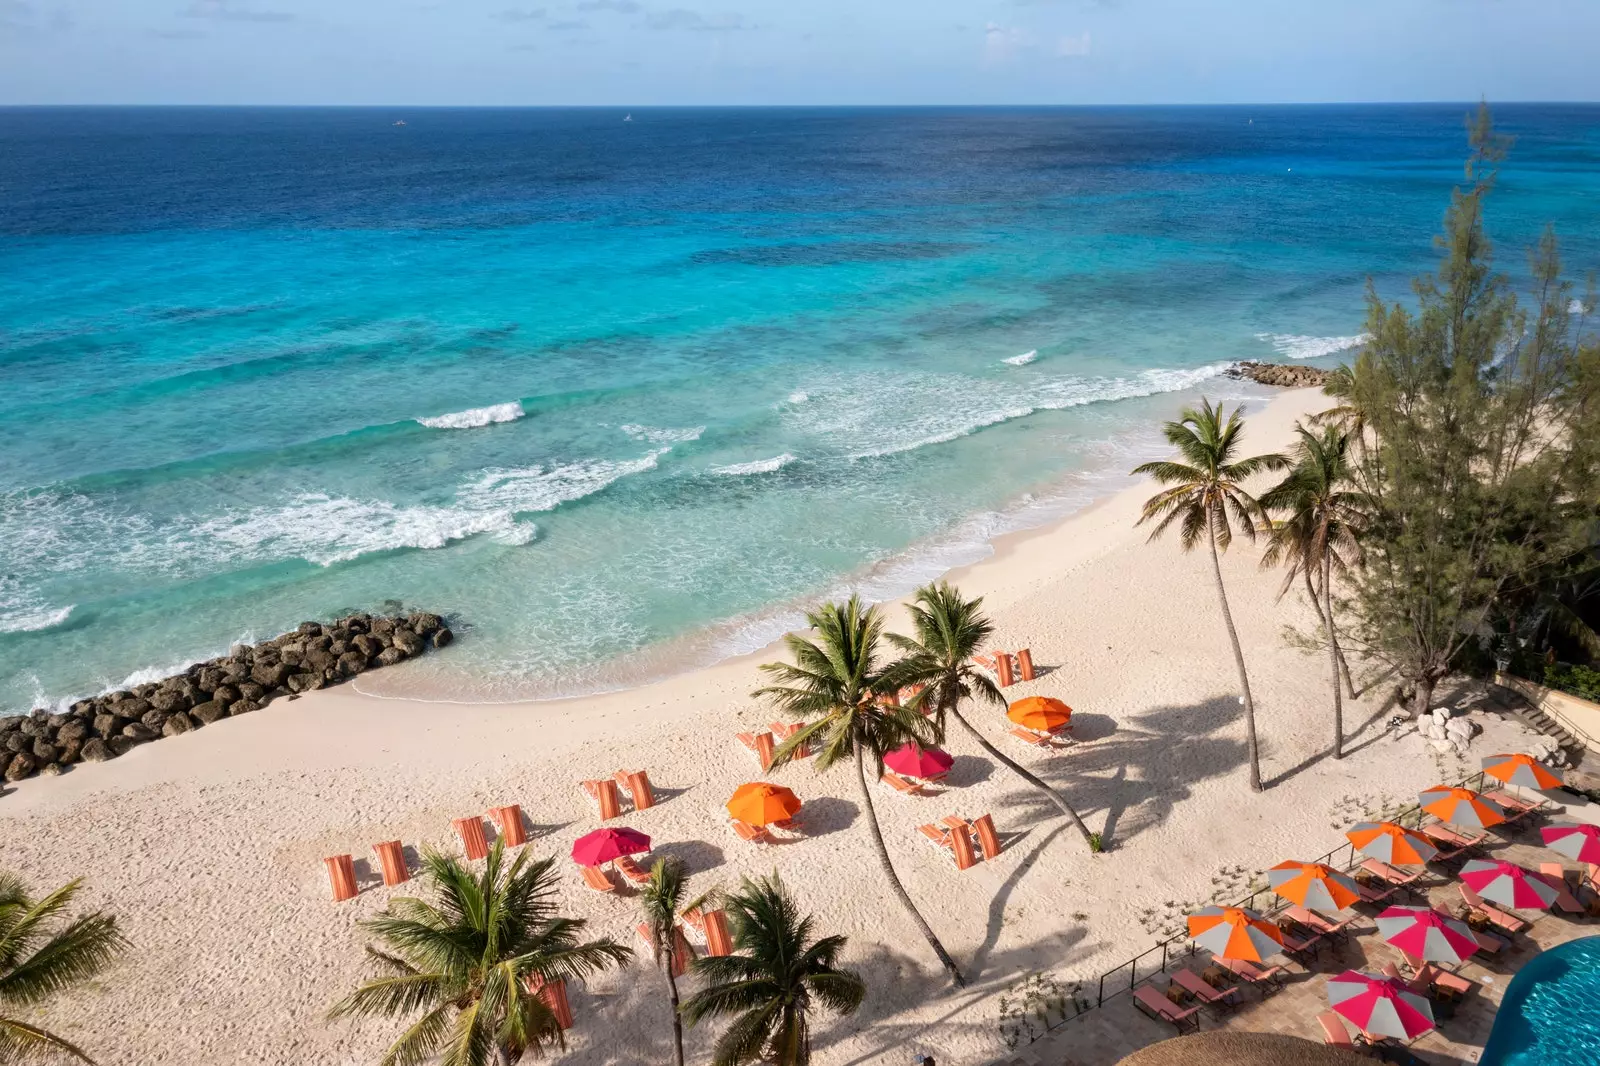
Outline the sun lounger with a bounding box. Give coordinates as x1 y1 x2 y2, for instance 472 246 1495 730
1285 905 1355 940
580 865 617 893
1277 924 1323 961
1172 968 1239 1013
682 906 735 956
1317 1011 1358 1051
770 815 804 834
995 653 1015 687
971 653 998 672
1361 858 1425 894
918 823 951 847
949 824 977 869
974 814 1003 861
731 819 771 845
614 771 656 811
1458 884 1529 933
1132 985 1201 1033
1354 877 1399 906
919 821 976 869
488 805 528 847
1485 790 1543 824
1015 647 1035 681
735 731 775 770
526 975 573 1030
1008 727 1055 748
581 779 623 821
1214 956 1286 993
1387 961 1471 1001
1421 822 1486 859
453 816 490 861
880 772 926 796
373 840 409 886
325 854 358 901
634 922 693 975
614 854 651 885
768 722 812 758
1537 863 1586 914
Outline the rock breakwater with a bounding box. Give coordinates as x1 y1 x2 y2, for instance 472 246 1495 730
1 612 453 784
1225 361 1333 388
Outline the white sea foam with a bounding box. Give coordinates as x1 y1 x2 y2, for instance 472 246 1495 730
1257 333 1370 360
460 450 666 515
786 391 809 404
1002 350 1038 366
621 424 705 445
489 522 539 546
0 601 74 635
415 401 526 430
1571 298 1592 316
711 454 797 476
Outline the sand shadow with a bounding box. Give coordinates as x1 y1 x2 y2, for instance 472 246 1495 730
793 796 858 837
943 754 994 789
654 838 727 875
1067 711 1118 743
351 857 383 890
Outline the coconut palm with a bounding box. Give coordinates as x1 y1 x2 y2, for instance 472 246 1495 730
328 841 631 1066
1260 424 1372 759
885 580 1099 851
755 595 964 986
1132 398 1288 792
0 874 129 1065
639 857 690 1066
680 874 864 1066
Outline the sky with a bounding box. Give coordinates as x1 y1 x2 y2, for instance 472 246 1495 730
1 0 1598 106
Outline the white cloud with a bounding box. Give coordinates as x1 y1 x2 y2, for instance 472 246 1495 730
983 22 1026 66
1058 30 1090 57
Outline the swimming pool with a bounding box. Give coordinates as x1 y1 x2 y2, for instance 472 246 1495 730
1480 935 1600 1066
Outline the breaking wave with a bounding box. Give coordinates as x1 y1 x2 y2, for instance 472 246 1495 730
1257 333 1370 360
415 401 526 430
711 454 796 476
1002 350 1038 366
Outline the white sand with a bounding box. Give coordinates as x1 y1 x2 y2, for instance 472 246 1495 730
0 386 1545 1065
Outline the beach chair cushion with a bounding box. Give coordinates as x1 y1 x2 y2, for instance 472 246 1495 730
880 773 925 795
614 855 651 884
580 865 616 892
1317 1011 1356 1048
974 814 1003 861
1133 985 1200 1031
731 819 770 844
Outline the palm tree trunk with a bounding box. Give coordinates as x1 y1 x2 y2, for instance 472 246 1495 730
1304 571 1357 698
1207 511 1262 792
949 705 1097 851
665 959 685 1066
851 743 965 986
1337 643 1358 699
1318 554 1344 759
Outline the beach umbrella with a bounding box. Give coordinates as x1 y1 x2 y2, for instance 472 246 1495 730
1346 822 1439 866
1268 861 1362 911
1007 696 1071 732
725 782 802 827
1375 906 1478 965
883 743 955 781
1419 786 1506 830
1326 970 1435 1041
1481 753 1564 792
1460 859 1558 910
571 827 651 867
1541 823 1600 864
1186 906 1284 963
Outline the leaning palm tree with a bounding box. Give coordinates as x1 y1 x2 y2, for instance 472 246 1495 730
1260 424 1372 759
755 595 964 986
1132 398 1287 792
680 874 864 1066
885 581 1099 851
0 874 129 1065
329 841 631 1066
639 858 689 1066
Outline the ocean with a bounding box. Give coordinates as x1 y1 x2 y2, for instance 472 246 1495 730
3 104 1598 711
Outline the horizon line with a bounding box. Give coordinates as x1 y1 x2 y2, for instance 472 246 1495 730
4 99 1600 110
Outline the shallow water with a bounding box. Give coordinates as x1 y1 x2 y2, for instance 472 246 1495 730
3 104 1599 710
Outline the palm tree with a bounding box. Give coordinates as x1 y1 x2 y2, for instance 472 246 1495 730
329 841 631 1066
1260 424 1371 759
885 580 1099 851
0 874 128 1065
755 595 964 986
680 874 864 1066
1132 398 1288 792
639 858 689 1066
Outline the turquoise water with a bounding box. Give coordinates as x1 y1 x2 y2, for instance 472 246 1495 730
3 105 1599 710
1481 936 1600 1066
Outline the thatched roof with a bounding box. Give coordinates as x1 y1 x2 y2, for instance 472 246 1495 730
1116 1031 1369 1066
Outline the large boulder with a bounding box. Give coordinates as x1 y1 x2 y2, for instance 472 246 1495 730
377 646 407 667
369 616 395 634
107 735 141 756
112 698 151 719
250 662 288 689
122 722 158 742
56 719 90 744
4 733 28 754
408 612 443 636
80 738 114 762
57 738 82 764
162 712 195 736
297 620 323 636
5 752 37 781
211 684 240 706
237 681 266 703
228 699 260 717
31 739 59 763
149 688 192 713
93 714 129 738
351 633 381 659
432 627 453 649
392 629 424 657
197 667 226 692
191 701 229 725
140 707 170 730
337 651 367 677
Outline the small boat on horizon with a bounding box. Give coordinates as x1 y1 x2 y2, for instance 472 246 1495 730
393 120 406 127
623 114 632 123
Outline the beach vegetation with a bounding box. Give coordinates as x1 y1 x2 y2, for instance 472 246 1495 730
328 841 631 1066
680 873 864 1066
0 874 129 1065
638 857 690 1066
754 595 966 985
884 581 1100 851
1132 399 1289 791
1334 105 1600 717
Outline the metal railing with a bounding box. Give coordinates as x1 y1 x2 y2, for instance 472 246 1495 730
1008 770 1495 1052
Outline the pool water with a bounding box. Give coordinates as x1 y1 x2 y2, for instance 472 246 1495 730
1480 936 1600 1066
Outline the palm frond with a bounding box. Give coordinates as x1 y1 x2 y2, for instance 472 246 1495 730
0 915 127 1007
0 1016 97 1065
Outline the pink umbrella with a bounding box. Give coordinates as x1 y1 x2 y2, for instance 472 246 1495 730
883 743 955 781
1460 859 1558 910
1375 906 1478 965
1326 970 1435 1041
571 827 651 867
1542 823 1600 864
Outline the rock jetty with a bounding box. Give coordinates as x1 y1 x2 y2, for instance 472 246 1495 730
1225 361 1333 388
1 612 453 784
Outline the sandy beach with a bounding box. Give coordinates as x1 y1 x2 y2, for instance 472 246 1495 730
0 385 1546 1066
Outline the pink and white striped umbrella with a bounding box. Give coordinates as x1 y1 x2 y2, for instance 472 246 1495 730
1460 859 1558 910
1326 970 1435 1041
1375 906 1478 964
1541 823 1600 865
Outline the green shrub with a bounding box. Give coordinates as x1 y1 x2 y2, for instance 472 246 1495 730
1543 662 1600 703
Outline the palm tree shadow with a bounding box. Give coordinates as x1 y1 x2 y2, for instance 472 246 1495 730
969 821 1072 979
792 795 858 837
943 755 995 788
654 838 726 875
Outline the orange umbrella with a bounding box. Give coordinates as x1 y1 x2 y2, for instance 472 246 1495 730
1268 861 1362 911
1187 906 1285 962
1481 753 1564 791
726 782 802 827
1419 786 1506 830
1346 822 1438 866
1007 696 1072 731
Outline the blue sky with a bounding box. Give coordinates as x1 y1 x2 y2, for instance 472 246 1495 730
2 0 1597 105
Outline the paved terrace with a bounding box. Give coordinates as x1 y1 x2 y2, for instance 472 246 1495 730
997 814 1596 1066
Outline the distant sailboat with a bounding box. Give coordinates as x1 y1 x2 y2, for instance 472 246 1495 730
393 120 406 127
623 114 632 123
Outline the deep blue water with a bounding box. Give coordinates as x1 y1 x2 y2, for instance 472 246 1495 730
1481 935 1600 1066
3 105 1599 709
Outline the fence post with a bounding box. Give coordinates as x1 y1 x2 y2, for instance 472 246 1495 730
1160 941 1169 974
1098 973 1105 1007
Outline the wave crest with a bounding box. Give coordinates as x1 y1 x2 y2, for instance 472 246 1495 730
712 454 796 476
416 401 526 430
1002 350 1038 366
1257 333 1369 360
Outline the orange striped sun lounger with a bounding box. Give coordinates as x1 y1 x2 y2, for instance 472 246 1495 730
1285 905 1354 939
1172 968 1239 1012
613 770 655 811
880 772 926 796
731 819 772 845
1485 790 1543 822
373 840 409 886
1362 858 1425 892
918 823 951 847
768 722 812 757
1132 985 1201 1033
1015 648 1035 681
453 816 490 861
681 905 734 956
1215 956 1286 993
927 817 977 870
1458 884 1529 933
973 814 1003 861
581 778 623 820
1008 727 1055 748
1538 863 1586 913
325 854 358 901
526 975 573 1029
488 805 527 847
735 731 776 770
580 865 617 893
634 922 693 975
614 854 652 885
